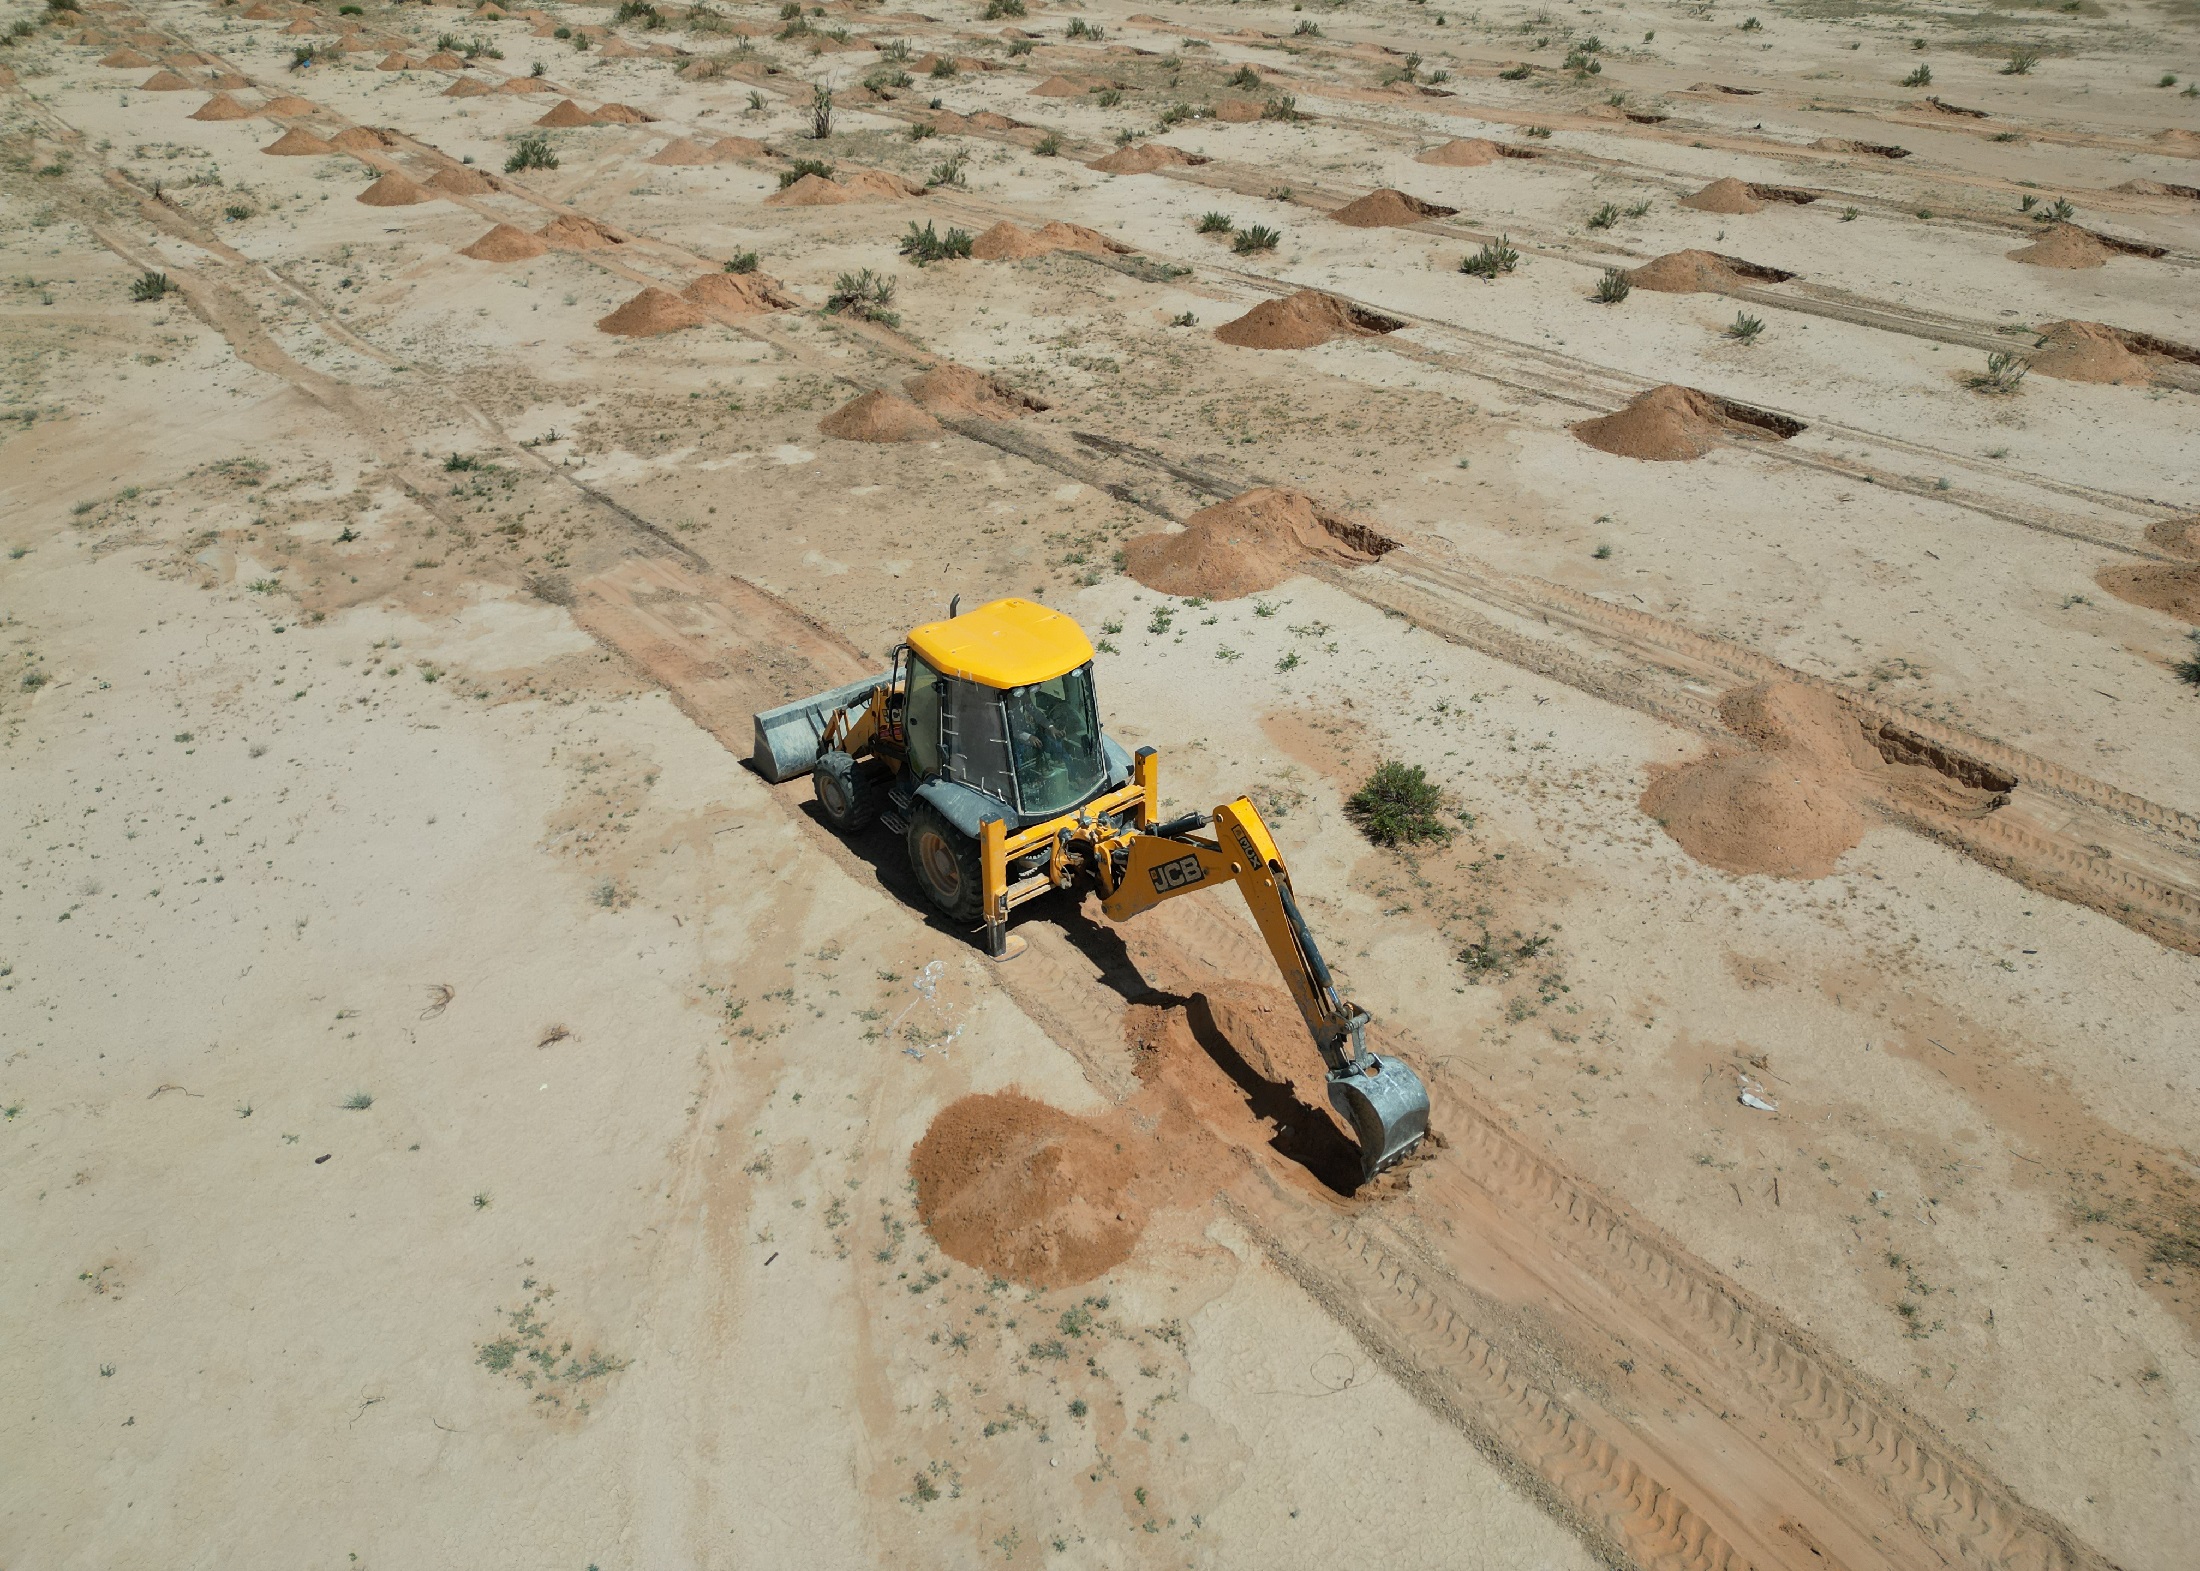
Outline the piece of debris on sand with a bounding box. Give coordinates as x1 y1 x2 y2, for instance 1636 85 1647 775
1680 176 1764 214
682 272 793 314
460 223 549 261
969 219 1129 260
818 389 942 442
2029 320 2152 384
1120 486 1397 600
356 171 433 207
1328 188 1457 226
2007 223 2114 269
1571 385 1802 462
1213 290 1404 350
903 364 1048 419
596 286 707 337
1087 141 1209 174
911 1092 1146 1287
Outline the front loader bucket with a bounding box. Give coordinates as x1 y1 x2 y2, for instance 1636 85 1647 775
749 674 889 783
1327 1056 1430 1183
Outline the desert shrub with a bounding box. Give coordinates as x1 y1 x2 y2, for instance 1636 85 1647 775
1593 267 1630 303
2002 47 2040 75
724 251 759 273
1065 17 1101 39
1261 94 1304 121
1227 65 1260 89
1902 64 1931 86
1347 762 1450 847
505 134 558 172
1587 201 1619 230
1196 210 1233 233
2174 632 2200 690
1499 63 1531 79
826 269 898 325
1727 312 1765 345
983 0 1024 16
1033 130 1063 156
1231 224 1279 253
927 152 968 188
1968 350 2029 394
898 220 973 263
1458 235 1519 278
1292 20 1320 36
810 82 834 138
129 270 172 302
778 157 834 188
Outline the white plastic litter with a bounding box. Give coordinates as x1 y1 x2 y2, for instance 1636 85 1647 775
1738 1075 1778 1112
889 958 964 1058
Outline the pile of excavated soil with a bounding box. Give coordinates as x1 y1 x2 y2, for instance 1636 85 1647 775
2153 128 2200 156
262 127 336 156
259 95 316 116
2008 224 2112 269
330 126 397 152
2096 564 2200 625
1627 249 1746 293
1329 188 1456 226
356 172 431 207
189 93 252 121
1120 485 1395 599
1088 142 1207 174
1573 384 1761 462
100 47 156 67
1213 98 1264 122
681 271 791 314
707 136 768 160
904 364 1047 418
594 102 656 123
911 1092 1147 1288
2030 320 2151 384
426 164 497 196
535 98 597 127
2144 517 2200 558
460 222 549 261
596 286 705 337
646 137 716 164
1681 177 1764 214
818 390 941 442
443 77 493 97
1028 74 1085 95
765 172 849 207
969 219 1126 260
1415 136 1503 165
419 50 464 69
1214 289 1402 351
539 212 624 249
837 168 920 199
1643 683 1879 878
377 52 415 70
140 69 195 90
499 77 554 94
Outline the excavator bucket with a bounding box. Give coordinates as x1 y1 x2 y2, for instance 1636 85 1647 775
749 674 888 783
1327 1057 1430 1182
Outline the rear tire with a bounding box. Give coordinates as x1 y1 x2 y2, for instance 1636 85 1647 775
813 750 880 832
906 802 983 924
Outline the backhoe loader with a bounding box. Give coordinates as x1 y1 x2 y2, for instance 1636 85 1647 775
751 596 1429 1182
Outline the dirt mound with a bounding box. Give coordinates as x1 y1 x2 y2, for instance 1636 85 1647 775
1572 384 1797 462
707 136 768 160
2029 320 2150 384
2144 517 2200 558
646 137 715 164
498 77 553 94
2153 128 2200 156
969 219 1126 260
594 103 657 124
140 69 195 90
357 171 431 207
837 168 920 200
377 52 415 70
100 47 156 67
2008 224 2111 269
681 271 791 314
540 212 625 249
764 172 849 207
460 222 549 261
1681 177 1764 214
904 364 1047 418
1213 290 1402 351
2097 564 2200 625
818 389 941 443
259 94 316 115
330 125 397 152
1213 98 1264 123
189 93 252 121
1627 249 1741 293
1088 142 1208 174
426 164 498 196
1121 486 1395 600
912 1092 1146 1288
1329 188 1457 227
420 50 464 69
596 286 705 338
1029 74 1084 95
535 98 597 127
444 76 494 97
1415 137 1503 166
261 127 336 155
2115 178 2200 199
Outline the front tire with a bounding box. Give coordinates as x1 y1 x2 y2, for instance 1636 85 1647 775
906 802 983 923
813 750 880 832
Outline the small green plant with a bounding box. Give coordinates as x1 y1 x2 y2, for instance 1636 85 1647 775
1739 15 1762 30
1727 312 1765 345
1033 130 1063 156
927 152 969 189
1168 310 1197 327
342 1091 374 1111
444 453 482 472
129 270 172 303
826 269 898 325
473 1191 492 1209
1197 211 1233 233
223 202 252 221
2002 48 2040 75
1095 87 1122 108
899 220 973 263
505 134 558 173
1969 350 2029 394
1227 65 1261 89
2162 73 2181 88
984 0 1026 17
1293 20 1321 36
1593 267 1631 303
908 121 937 141
1840 206 1860 221
289 45 314 71
2172 632 2200 690
1347 761 1450 846
1593 543 1614 559
778 158 835 188
811 82 835 139
1261 95 1304 121
881 36 910 61
1902 64 1932 87
2037 196 2075 223
1232 224 1280 253
929 56 957 79
724 251 759 274
1459 235 1519 278
1587 201 1619 230
1065 17 1101 38
1499 63 1531 80
1007 36 1034 56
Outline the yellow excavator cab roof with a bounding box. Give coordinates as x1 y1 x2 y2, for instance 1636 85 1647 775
908 598 1095 690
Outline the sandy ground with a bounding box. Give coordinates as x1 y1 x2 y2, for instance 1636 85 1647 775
3 0 2196 1566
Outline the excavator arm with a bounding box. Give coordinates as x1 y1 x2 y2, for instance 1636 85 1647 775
1098 798 1430 1180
